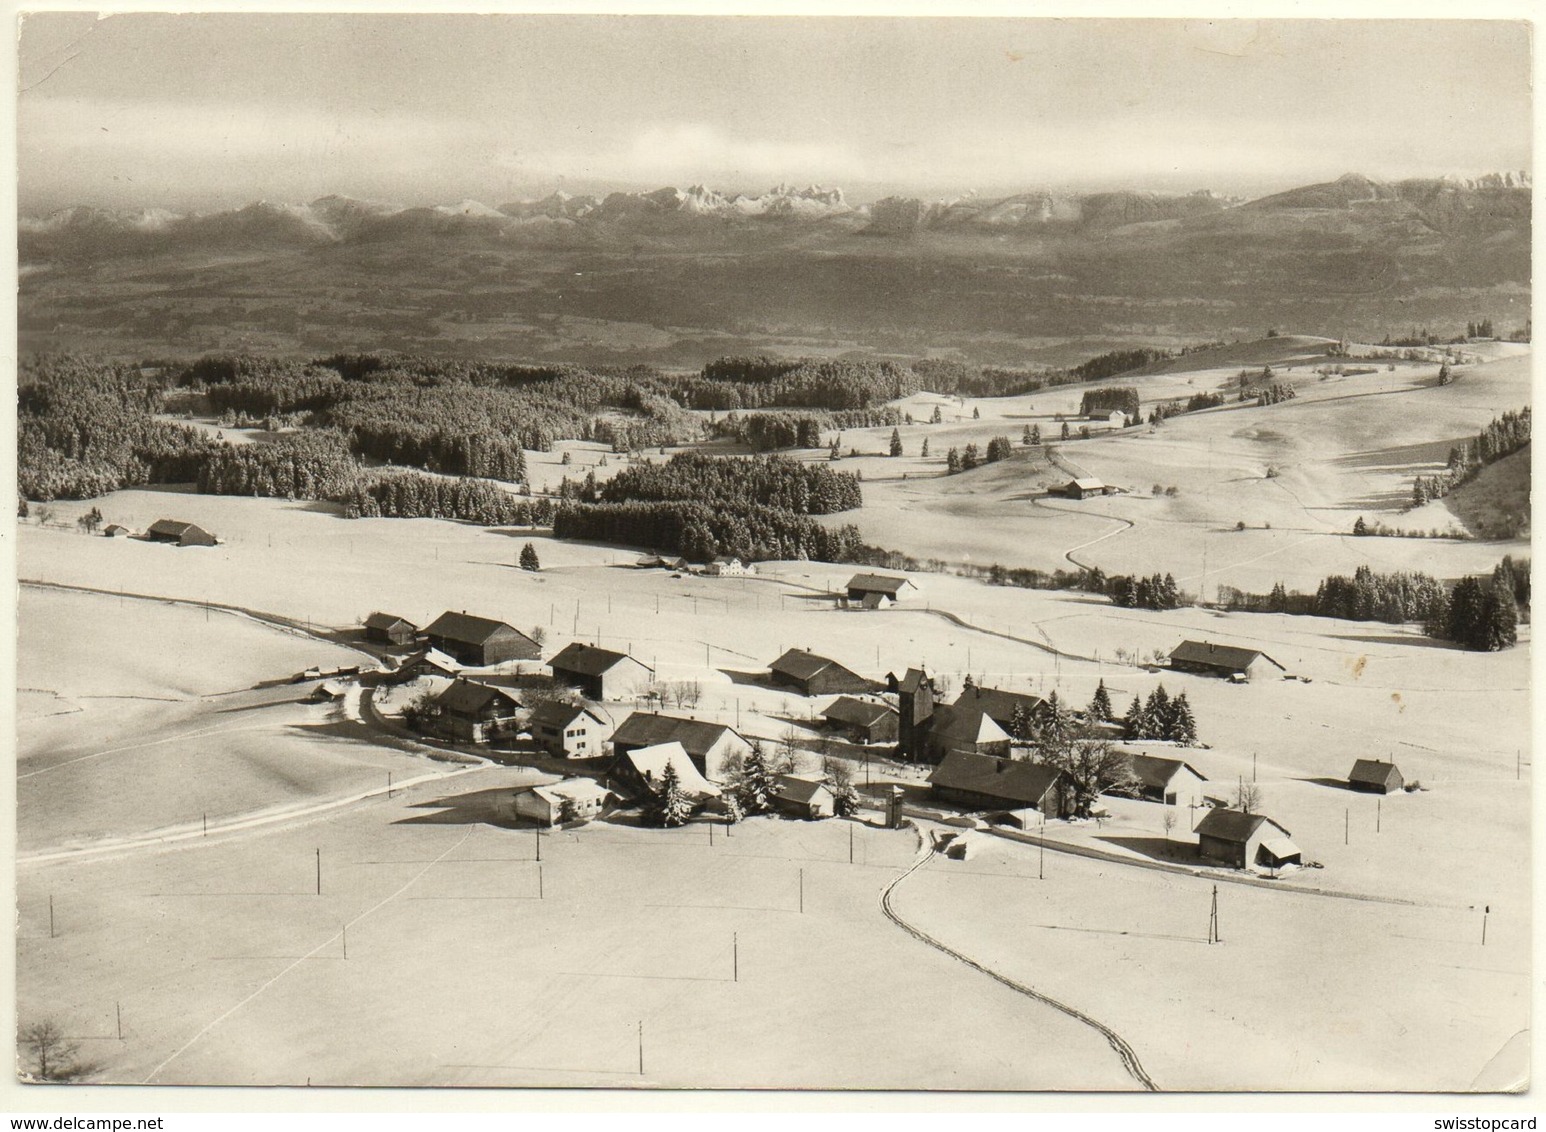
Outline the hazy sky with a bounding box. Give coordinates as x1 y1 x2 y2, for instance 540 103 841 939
17 14 1534 213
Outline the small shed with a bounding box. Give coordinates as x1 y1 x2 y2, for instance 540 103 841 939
512 778 612 827
145 519 217 547
364 612 418 648
103 524 133 538
772 775 836 820
1348 759 1404 795
1195 809 1299 870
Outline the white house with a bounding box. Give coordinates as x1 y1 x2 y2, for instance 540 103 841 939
511 778 613 827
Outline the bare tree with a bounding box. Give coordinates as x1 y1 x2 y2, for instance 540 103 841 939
1035 725 1137 818
680 680 703 709
778 727 802 774
1162 810 1177 841
1234 780 1264 815
529 625 547 649
19 1020 84 1081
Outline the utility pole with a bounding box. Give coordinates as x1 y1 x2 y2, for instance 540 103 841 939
1252 751 1257 783
799 868 804 914
316 849 321 896
733 932 738 983
116 1003 123 1041
535 825 542 862
538 864 544 901
1345 808 1349 846
49 895 54 939
1208 885 1221 944
203 813 207 837
342 924 348 960
637 1021 645 1077
1482 905 1490 946
1377 797 1381 833
849 822 854 864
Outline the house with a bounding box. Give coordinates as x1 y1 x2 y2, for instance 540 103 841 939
364 612 418 648
1103 409 1128 429
922 704 1013 762
423 611 541 667
432 679 522 744
821 697 900 745
609 741 722 803
929 751 1071 818
1123 752 1209 808
103 524 133 538
705 556 754 577
772 775 836 820
1348 759 1404 795
528 700 612 759
845 573 917 605
1062 477 1107 500
307 680 347 703
391 647 460 682
511 778 612 827
637 554 688 571
547 643 654 701
888 667 937 761
1195 809 1301 870
609 712 753 783
145 519 217 547
768 648 874 697
951 684 1047 737
1169 640 1286 681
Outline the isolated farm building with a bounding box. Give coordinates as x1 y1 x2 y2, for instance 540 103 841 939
1102 410 1128 428
822 696 900 745
1123 752 1209 808
423 611 541 667
432 679 522 744
705 556 755 577
1169 640 1286 681
547 643 654 700
772 775 836 820
364 612 418 648
609 741 722 804
887 667 937 762
768 648 874 697
1062 477 1108 500
307 680 347 703
1348 759 1404 795
511 778 612 827
102 523 133 538
609 712 753 783
922 704 1013 762
528 700 612 759
951 684 1048 737
145 519 217 547
1195 809 1301 870
845 573 917 605
637 554 688 571
929 751 1071 818
392 647 461 682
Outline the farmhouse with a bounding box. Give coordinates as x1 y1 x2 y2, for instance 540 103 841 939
364 612 418 648
952 684 1047 736
1169 640 1286 681
1123 752 1209 808
637 554 689 571
610 712 753 782
772 775 836 820
432 679 522 744
391 647 460 682
845 573 917 605
705 556 754 577
145 519 217 547
821 696 900 745
929 751 1071 818
1062 477 1108 500
528 700 612 758
923 704 1013 762
609 741 722 803
1195 809 1302 870
768 648 874 697
547 643 654 700
511 778 612 827
423 611 541 667
1348 759 1405 794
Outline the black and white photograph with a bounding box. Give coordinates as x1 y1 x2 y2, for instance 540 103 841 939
10 8 1535 1102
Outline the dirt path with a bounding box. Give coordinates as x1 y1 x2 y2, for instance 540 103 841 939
879 844 1159 1091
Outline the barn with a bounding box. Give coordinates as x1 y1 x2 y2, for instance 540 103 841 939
431 679 522 744
929 751 1071 818
844 573 917 605
1124 752 1210 808
609 741 721 804
547 643 654 701
145 519 217 547
364 612 418 648
772 775 836 820
511 778 612 828
1195 809 1301 870
1169 640 1286 681
821 697 900 745
1348 759 1405 794
528 700 612 759
609 712 753 783
768 649 874 697
922 706 1013 762
423 611 541 667
1062 477 1107 500
951 684 1047 736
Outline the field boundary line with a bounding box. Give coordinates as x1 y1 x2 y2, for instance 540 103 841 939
141 825 475 1084
879 845 1158 1091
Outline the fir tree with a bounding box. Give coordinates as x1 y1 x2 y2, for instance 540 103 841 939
1030 424 1041 445
1122 694 1144 740
930 405 943 424
519 542 541 571
1022 424 1033 446
921 438 930 458
972 406 981 419
736 741 778 815
1484 581 1520 651
946 447 961 474
1088 679 1113 722
648 761 694 828
1060 422 1071 440
1167 693 1198 746
889 428 903 457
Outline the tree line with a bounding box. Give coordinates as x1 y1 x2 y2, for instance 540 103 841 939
1410 407 1531 508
